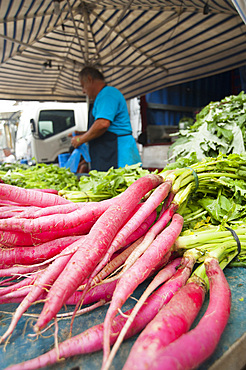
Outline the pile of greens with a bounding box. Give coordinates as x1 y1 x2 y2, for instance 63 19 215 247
168 91 246 161
0 162 152 200
162 153 246 229
59 164 152 202
0 162 79 191
159 152 246 267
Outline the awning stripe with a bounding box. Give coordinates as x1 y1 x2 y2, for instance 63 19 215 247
232 0 246 23
9 19 16 57
0 0 245 101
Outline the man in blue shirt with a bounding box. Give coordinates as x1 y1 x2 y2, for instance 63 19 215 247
71 66 142 171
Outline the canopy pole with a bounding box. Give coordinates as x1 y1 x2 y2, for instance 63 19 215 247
81 2 90 65
66 0 85 62
90 0 135 64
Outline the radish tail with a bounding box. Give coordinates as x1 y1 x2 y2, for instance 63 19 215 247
150 256 231 370
102 213 184 368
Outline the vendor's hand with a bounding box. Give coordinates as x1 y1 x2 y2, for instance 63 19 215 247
71 135 83 148
68 130 82 138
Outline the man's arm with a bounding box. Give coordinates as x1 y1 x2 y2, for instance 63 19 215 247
71 118 110 148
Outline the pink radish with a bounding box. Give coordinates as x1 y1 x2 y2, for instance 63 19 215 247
0 287 32 303
0 235 81 268
0 275 37 296
0 198 116 247
30 188 59 195
0 200 31 207
16 202 82 218
0 264 47 277
102 213 184 366
107 201 179 281
33 174 163 332
0 201 115 233
0 278 118 306
123 276 205 369
0 220 94 247
104 257 184 367
0 230 41 247
149 256 231 370
0 206 39 219
88 210 157 287
66 279 118 306
0 183 72 207
0 236 86 343
87 180 172 285
0 237 143 304
105 253 197 369
119 208 157 248
92 237 145 285
3 259 182 370
16 197 115 219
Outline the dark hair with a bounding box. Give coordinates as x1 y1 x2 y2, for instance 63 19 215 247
79 66 104 81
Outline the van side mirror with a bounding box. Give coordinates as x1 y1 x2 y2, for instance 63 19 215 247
30 119 36 133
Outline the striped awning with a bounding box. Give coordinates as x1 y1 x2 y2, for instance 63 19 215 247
232 0 246 23
0 0 245 102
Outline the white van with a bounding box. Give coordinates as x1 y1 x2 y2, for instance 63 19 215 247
15 102 88 163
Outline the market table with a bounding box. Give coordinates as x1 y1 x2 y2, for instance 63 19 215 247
0 267 245 370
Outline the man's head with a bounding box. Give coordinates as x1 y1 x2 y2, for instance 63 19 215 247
78 66 105 99
3 148 12 157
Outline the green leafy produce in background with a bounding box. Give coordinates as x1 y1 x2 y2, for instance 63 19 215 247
168 91 246 161
0 162 152 201
0 162 79 191
59 163 152 202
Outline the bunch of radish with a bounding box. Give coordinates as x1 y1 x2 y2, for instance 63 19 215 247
0 158 236 370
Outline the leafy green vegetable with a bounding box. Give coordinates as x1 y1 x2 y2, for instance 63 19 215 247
160 153 246 230
0 162 78 191
59 163 153 202
168 91 246 161
0 162 152 201
80 164 151 194
174 222 246 267
163 152 199 171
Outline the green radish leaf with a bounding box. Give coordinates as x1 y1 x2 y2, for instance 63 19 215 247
168 91 246 161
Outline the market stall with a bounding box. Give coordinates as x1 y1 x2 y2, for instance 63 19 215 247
0 1 246 102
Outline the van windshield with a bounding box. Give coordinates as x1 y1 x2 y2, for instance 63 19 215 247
38 109 75 139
